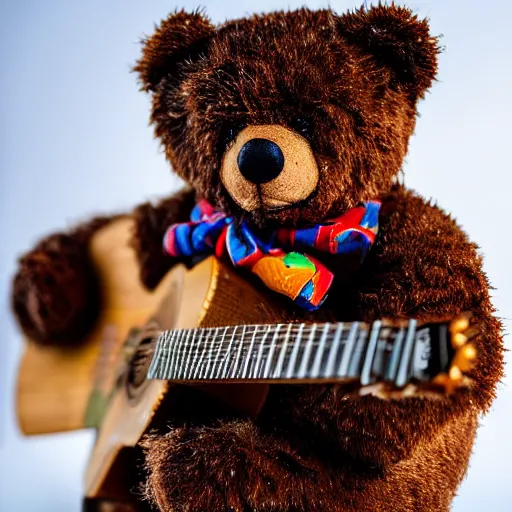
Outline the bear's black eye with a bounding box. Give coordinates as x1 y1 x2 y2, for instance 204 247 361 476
291 116 313 139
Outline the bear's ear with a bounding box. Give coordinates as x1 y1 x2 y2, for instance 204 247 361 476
134 10 215 92
338 4 440 96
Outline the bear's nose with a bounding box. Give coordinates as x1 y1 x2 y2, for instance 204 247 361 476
237 138 285 184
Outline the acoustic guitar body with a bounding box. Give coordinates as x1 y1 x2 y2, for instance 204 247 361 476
16 217 292 501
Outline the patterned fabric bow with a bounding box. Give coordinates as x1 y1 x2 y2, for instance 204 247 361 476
163 200 380 311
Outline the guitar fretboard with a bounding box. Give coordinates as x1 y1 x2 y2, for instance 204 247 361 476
147 320 453 388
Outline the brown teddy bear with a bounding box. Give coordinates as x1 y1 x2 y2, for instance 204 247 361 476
12 5 503 511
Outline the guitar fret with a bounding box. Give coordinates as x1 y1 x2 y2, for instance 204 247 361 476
372 327 391 381
273 323 293 378
286 324 305 379
252 324 272 378
192 329 208 379
179 329 197 379
163 330 179 380
297 324 318 379
360 321 382 386
212 326 226 379
180 328 195 379
170 332 184 380
376 329 390 375
348 328 368 377
324 322 344 377
175 329 192 380
395 320 418 387
198 329 213 379
337 322 359 377
148 332 165 379
198 327 218 379
231 325 247 379
310 323 331 378
220 326 238 379
212 326 230 379
157 331 171 380
263 324 282 378
210 326 226 379
241 326 259 378
184 329 204 380
384 327 405 382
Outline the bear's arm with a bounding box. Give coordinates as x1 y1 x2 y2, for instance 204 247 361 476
260 188 503 469
12 187 195 346
132 186 196 289
348 187 503 411
323 187 503 465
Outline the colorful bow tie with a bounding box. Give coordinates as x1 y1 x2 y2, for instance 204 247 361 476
163 200 380 310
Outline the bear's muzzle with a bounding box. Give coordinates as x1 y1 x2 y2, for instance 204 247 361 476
220 124 319 212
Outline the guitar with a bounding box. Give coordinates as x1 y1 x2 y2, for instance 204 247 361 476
16 218 476 505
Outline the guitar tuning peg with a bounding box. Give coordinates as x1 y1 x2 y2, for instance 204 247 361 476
449 365 463 381
453 343 477 372
449 313 471 335
432 370 461 394
451 332 468 349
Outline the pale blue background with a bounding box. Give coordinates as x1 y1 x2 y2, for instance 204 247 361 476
1 1 511 510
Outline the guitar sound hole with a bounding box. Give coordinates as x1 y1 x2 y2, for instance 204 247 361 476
126 330 158 401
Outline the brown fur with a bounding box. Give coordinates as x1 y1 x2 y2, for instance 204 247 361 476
143 412 477 512
12 216 113 345
11 4 503 511
132 187 196 290
134 5 438 231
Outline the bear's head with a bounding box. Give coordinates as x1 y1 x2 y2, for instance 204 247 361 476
135 5 439 228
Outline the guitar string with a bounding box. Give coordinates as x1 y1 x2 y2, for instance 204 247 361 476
150 324 442 384
152 323 437 359
155 322 402 343
156 335 398 382
154 339 404 366
154 325 404 355
155 323 349 375
272 323 294 379
153 326 407 381
171 326 359 380
155 324 381 350
149 323 447 388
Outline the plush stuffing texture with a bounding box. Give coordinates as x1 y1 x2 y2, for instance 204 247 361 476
12 4 503 511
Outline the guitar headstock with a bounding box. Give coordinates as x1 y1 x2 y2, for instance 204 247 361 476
358 313 477 399
432 313 477 393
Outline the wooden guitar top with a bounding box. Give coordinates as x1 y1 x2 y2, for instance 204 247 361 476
16 217 173 434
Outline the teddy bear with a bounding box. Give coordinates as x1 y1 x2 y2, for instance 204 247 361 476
11 5 503 511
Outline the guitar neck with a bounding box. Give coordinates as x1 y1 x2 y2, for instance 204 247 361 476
148 320 454 388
